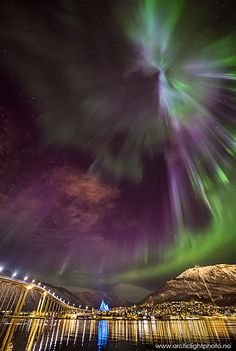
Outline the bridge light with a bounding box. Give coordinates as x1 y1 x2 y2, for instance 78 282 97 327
24 276 28 281
12 271 17 278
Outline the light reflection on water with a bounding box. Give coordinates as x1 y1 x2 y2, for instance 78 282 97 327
0 317 235 350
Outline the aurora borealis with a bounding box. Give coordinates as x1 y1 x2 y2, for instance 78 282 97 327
0 0 236 294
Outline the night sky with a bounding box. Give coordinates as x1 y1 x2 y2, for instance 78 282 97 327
0 0 236 292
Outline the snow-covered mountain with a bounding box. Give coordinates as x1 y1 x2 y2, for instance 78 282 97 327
142 264 236 306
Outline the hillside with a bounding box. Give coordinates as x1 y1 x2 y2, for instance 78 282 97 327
142 264 236 306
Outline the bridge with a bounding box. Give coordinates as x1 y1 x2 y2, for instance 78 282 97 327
0 275 90 318
0 275 92 350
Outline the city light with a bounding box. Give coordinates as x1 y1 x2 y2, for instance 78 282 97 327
24 275 28 281
31 279 35 283
0 266 3 273
38 282 41 286
12 271 17 278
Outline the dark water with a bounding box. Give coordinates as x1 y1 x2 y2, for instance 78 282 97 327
0 317 235 350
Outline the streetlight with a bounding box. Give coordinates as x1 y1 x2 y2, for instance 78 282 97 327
12 271 17 278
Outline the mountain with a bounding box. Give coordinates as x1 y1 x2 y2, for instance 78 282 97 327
111 284 152 304
33 283 131 309
27 283 148 310
58 285 130 308
142 263 236 306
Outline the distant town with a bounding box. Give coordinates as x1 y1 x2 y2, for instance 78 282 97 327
92 300 236 320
